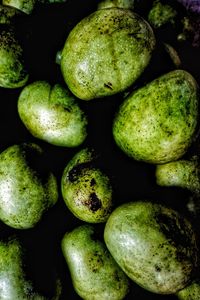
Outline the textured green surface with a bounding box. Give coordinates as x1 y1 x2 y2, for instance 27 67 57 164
61 148 113 223
104 201 198 294
0 143 58 229
0 238 46 300
0 28 28 88
61 8 155 100
61 224 129 300
2 0 36 14
156 157 200 194
97 0 135 10
177 279 200 300
18 81 88 147
113 70 199 164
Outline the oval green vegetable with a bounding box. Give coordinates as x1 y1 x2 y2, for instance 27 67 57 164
61 224 129 300
104 201 198 294
0 143 58 229
61 148 113 223
18 81 88 147
61 7 155 100
113 70 199 164
0 28 28 88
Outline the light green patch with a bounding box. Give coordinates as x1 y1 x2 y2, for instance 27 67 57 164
113 70 199 164
18 81 88 147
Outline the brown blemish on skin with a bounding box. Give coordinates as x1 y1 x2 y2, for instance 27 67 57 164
85 193 102 212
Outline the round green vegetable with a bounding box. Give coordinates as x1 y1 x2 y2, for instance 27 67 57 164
113 70 199 164
61 7 156 100
18 81 88 147
0 28 28 88
61 224 129 300
0 143 58 229
61 148 113 223
104 201 198 294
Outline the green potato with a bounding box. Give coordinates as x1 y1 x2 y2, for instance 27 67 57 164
176 279 200 300
113 70 199 164
97 0 135 10
156 156 200 194
2 0 36 14
0 237 62 300
0 27 28 88
18 81 88 147
61 148 113 223
104 201 198 294
61 8 155 100
61 224 130 300
0 143 58 229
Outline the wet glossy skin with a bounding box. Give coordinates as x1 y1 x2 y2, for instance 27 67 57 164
113 70 199 164
0 143 58 229
61 224 129 300
18 81 88 147
61 7 156 100
104 201 198 294
61 148 113 223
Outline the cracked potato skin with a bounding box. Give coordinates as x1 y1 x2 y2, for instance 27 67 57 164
104 201 198 295
61 7 155 100
113 70 199 164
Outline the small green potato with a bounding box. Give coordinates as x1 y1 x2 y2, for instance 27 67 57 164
104 201 198 294
176 279 200 300
61 148 113 223
18 81 88 147
0 28 28 88
61 224 129 300
61 8 155 100
0 143 58 229
156 156 200 194
113 70 199 164
0 237 45 300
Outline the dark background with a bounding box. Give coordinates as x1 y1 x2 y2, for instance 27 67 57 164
0 0 200 299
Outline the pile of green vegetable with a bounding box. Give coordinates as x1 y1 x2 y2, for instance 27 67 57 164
0 0 200 299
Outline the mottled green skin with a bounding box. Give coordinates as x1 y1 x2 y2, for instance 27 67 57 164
0 28 28 88
2 0 36 14
0 143 58 229
18 81 88 147
148 0 177 28
61 8 155 100
0 5 21 24
0 238 46 300
61 148 113 223
156 157 200 194
97 0 135 10
61 225 129 300
177 279 200 300
104 201 198 294
113 70 199 164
